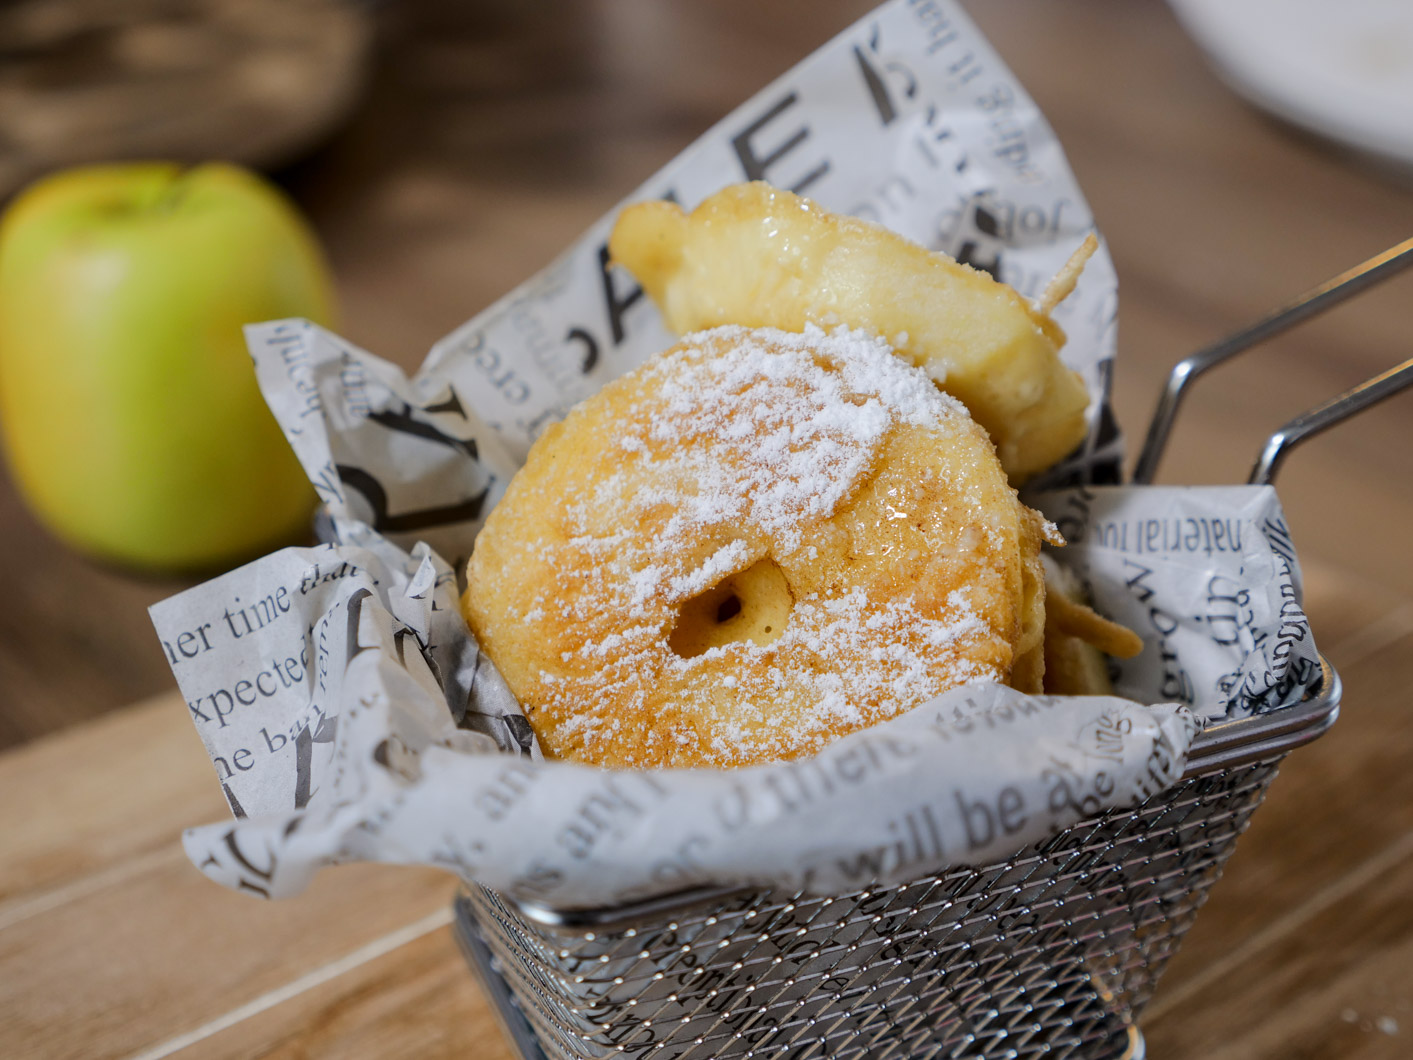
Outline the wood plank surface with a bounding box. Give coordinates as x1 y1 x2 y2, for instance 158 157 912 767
3 0 1412 746
0 696 462 1059
1143 567 1413 992
0 856 458 1059
1144 632 1413 1058
0 695 223 909
2 1 1413 1057
0 565 1408 1059
176 927 512 1060
1147 849 1413 1059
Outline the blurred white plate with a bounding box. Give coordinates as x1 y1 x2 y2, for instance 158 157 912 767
1169 0 1413 170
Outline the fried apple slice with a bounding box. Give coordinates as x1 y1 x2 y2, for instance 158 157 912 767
609 182 1092 481
1040 555 1143 697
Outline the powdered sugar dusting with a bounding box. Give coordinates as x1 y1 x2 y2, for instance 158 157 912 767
668 540 750 599
569 323 966 575
543 582 1003 768
508 324 1020 767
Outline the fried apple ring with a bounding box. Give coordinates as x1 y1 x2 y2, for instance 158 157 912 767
462 324 1051 769
609 182 1091 482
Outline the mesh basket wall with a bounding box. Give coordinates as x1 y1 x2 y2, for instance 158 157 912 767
461 757 1281 1060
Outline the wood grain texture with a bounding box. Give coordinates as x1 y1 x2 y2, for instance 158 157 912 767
0 694 219 908
1142 640 1413 1050
0 850 458 1059
176 928 514 1060
1146 849 1413 1059
2 0 1411 747
0 568 1405 1059
1144 569 1413 994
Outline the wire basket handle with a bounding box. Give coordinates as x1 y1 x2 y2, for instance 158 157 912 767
1249 355 1413 484
1133 236 1413 484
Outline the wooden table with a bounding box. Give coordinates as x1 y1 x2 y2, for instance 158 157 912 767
2 1 1412 1057
3 562 1412 1058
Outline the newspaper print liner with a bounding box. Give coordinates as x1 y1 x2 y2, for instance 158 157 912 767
150 0 1319 907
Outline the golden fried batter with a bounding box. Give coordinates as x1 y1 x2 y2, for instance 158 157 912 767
463 325 1050 769
609 182 1091 482
1040 555 1142 697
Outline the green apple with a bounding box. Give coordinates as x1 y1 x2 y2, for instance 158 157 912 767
0 162 335 571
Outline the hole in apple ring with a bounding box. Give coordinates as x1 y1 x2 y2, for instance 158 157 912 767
667 557 793 659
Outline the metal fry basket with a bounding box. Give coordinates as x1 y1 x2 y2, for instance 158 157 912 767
455 240 1413 1060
